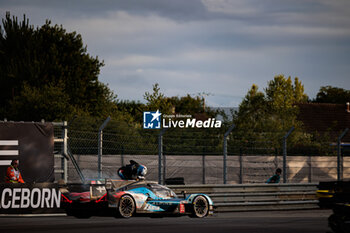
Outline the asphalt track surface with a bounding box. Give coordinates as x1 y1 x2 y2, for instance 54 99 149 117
0 210 332 233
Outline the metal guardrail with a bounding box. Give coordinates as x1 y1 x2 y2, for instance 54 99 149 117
168 183 319 212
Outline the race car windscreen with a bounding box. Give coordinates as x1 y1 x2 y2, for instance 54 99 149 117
150 184 177 199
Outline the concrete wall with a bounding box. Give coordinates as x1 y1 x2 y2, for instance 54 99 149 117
56 154 350 184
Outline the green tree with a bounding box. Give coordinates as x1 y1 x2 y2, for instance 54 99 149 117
265 75 308 129
116 100 146 125
143 83 172 113
8 81 74 121
0 13 117 121
143 83 218 117
168 94 218 117
313 86 350 104
265 76 307 112
233 84 267 131
234 75 308 133
232 75 309 153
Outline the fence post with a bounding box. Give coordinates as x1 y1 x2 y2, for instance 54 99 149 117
158 129 167 184
308 154 312 183
62 121 68 183
274 148 278 170
223 124 235 184
341 147 344 180
202 147 206 184
98 116 111 179
163 144 166 185
121 145 124 167
239 147 243 184
283 126 294 183
337 128 349 181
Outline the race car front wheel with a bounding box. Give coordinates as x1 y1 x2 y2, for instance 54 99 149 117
118 195 135 218
191 195 209 218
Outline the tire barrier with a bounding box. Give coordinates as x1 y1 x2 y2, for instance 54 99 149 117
168 183 319 212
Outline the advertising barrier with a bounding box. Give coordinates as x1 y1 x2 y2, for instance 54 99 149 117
0 183 63 214
0 122 54 183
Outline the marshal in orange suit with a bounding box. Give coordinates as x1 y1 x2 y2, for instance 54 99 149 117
5 159 24 183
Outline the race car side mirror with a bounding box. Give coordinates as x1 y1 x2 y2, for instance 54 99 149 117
181 191 187 199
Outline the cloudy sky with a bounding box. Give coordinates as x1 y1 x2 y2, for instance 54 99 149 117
1 0 350 107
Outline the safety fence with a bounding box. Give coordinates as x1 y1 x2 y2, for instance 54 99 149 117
63 154 350 184
53 118 350 184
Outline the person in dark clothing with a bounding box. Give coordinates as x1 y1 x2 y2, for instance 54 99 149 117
118 160 147 180
266 168 282 184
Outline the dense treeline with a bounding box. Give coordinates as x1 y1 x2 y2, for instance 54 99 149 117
313 86 350 104
0 13 216 123
0 13 116 121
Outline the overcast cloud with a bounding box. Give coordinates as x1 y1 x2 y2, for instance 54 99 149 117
1 0 350 106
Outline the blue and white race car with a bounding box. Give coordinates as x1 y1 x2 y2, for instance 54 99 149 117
61 179 214 218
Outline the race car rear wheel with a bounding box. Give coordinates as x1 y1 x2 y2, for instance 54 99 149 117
191 195 209 218
118 195 135 218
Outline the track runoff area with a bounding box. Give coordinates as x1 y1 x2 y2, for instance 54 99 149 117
0 210 331 233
